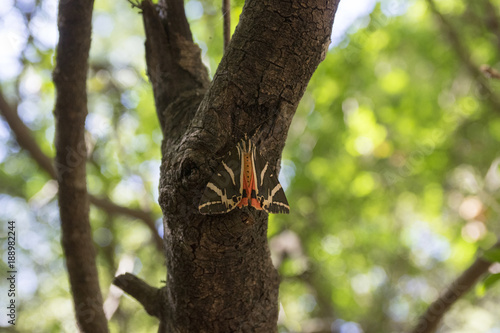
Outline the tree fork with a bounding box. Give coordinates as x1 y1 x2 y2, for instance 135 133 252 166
114 0 340 331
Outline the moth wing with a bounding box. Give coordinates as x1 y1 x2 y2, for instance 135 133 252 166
199 145 243 214
253 148 290 214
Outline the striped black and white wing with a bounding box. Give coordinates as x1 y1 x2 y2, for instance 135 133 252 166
254 148 290 214
198 145 243 214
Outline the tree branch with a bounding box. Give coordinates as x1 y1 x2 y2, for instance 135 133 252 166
484 0 500 50
113 273 163 318
0 89 163 252
410 241 500 333
0 89 57 179
426 0 500 111
187 0 340 158
222 0 231 51
88 196 163 250
141 0 209 131
481 65 500 80
161 0 193 42
53 0 108 331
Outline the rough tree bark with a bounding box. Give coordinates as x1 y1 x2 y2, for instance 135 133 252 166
53 0 109 332
114 0 340 332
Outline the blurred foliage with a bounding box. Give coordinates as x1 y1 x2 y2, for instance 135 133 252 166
1 0 500 332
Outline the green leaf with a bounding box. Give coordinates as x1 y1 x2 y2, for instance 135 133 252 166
483 248 500 263
484 274 500 291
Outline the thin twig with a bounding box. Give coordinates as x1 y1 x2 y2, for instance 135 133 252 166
409 241 500 333
89 196 163 250
0 89 163 251
222 0 231 51
426 0 500 111
484 0 500 50
127 0 143 10
480 65 500 80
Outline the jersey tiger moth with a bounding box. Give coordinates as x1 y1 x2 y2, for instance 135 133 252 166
198 136 290 214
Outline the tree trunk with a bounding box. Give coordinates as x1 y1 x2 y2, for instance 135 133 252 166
115 0 340 331
53 0 109 331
